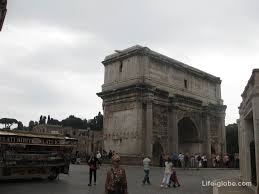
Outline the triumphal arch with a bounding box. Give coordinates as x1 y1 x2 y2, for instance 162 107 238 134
97 45 226 161
238 69 259 191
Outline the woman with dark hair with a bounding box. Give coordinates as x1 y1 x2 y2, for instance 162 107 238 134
105 153 128 194
87 153 101 186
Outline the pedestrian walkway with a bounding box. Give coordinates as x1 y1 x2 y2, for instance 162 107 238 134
0 165 240 194
213 177 255 194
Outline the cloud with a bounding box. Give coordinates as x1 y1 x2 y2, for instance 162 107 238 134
0 0 259 125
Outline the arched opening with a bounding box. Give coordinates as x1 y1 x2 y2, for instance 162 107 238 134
178 117 200 154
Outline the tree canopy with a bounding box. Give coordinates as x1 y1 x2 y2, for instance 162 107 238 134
61 115 87 129
88 112 103 130
0 118 18 129
47 115 61 125
0 112 103 131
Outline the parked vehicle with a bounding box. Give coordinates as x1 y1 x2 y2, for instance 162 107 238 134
0 130 77 180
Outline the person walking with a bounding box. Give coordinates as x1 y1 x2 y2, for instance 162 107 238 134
223 154 229 168
159 154 164 167
211 154 216 168
170 167 181 187
216 154 220 168
196 154 202 170
201 154 208 168
171 152 178 167
179 153 185 168
87 153 101 186
184 153 189 170
190 153 195 168
160 156 173 188
104 153 128 194
96 151 102 169
142 156 151 185
96 151 102 160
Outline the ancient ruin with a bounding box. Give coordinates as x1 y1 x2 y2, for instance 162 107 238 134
97 45 226 162
33 124 103 157
238 69 259 192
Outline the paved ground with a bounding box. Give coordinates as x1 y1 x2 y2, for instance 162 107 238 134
0 165 240 194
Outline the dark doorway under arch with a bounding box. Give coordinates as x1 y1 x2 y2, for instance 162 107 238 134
178 117 199 143
178 117 200 153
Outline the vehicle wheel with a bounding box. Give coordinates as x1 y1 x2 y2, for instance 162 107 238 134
48 168 58 180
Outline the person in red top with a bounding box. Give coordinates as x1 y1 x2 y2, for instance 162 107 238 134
170 167 180 187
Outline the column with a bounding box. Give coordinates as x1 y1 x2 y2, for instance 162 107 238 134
168 108 176 153
146 101 153 157
252 96 259 188
221 115 227 154
141 103 147 155
206 114 211 157
237 119 244 180
169 108 178 153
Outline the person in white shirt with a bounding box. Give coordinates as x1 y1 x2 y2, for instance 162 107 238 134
160 156 173 188
96 151 102 159
142 156 151 185
201 154 208 168
96 151 102 169
178 153 185 168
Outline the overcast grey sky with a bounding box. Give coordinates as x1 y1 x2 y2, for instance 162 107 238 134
0 0 258 126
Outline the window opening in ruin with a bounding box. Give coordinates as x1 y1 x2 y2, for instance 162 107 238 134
184 79 188 88
119 61 123 72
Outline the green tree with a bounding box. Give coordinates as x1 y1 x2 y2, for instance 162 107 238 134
95 112 103 130
28 120 35 131
61 115 87 129
0 118 18 129
48 118 61 125
88 112 103 130
39 115 46 125
16 121 24 130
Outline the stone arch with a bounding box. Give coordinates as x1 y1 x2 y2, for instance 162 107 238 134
178 117 201 154
178 117 199 143
177 113 201 132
